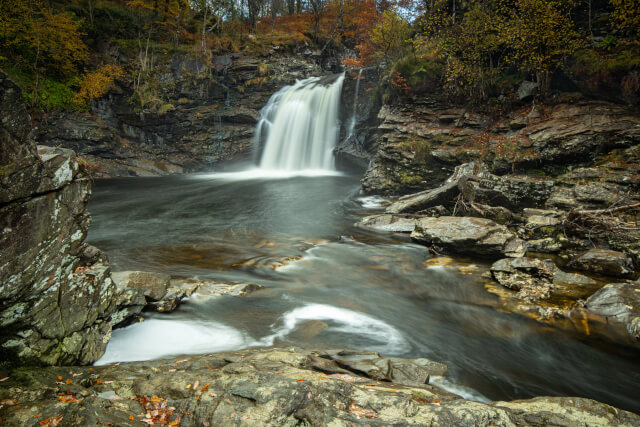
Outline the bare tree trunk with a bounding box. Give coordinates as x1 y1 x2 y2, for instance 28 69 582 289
202 3 208 55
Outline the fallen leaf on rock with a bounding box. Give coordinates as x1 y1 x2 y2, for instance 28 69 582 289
174 359 188 365
34 414 43 418
348 403 377 419
56 376 62 380
65 379 72 384
201 383 210 392
192 381 200 391
39 415 63 426
224 398 232 404
1 399 15 405
58 394 81 403
96 380 103 385
0 377 9 382
168 369 177 373
129 416 135 420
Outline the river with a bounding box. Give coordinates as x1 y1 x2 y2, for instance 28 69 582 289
87 169 640 413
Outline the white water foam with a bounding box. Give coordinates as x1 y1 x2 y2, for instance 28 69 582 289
258 303 410 354
357 196 388 209
95 319 253 365
192 168 344 181
95 303 409 364
430 376 490 402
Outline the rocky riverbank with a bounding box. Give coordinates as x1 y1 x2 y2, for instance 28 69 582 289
1 347 639 426
358 93 640 349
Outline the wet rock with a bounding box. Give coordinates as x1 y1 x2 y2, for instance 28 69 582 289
569 249 634 277
192 280 264 297
0 348 638 426
491 257 554 301
411 216 526 258
356 214 419 232
585 281 640 341
111 271 170 301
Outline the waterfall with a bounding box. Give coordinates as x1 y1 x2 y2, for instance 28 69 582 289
347 68 363 141
254 73 345 171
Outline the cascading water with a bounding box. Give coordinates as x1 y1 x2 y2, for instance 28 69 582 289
254 73 345 171
346 68 363 141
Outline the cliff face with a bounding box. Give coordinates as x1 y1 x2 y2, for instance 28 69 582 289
362 97 640 195
0 72 119 365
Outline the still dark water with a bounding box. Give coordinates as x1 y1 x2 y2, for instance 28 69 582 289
87 170 640 413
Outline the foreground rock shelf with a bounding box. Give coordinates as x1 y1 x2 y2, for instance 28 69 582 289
0 347 638 426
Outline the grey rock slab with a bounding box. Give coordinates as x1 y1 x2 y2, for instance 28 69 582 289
356 214 420 232
411 216 526 258
569 249 635 277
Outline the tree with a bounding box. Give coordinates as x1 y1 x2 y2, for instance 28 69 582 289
0 1 89 106
610 0 640 38
370 9 410 62
501 0 583 91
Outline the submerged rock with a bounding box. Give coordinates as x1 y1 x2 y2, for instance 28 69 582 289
411 216 526 258
0 347 638 426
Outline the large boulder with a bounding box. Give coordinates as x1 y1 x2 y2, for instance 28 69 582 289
0 72 119 365
584 282 640 342
569 249 635 277
410 216 526 258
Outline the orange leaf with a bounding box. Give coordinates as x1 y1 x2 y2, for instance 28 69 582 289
65 379 72 384
129 416 135 420
96 380 103 385
34 414 43 418
57 376 62 380
201 383 210 392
